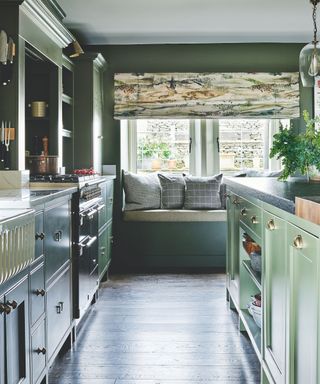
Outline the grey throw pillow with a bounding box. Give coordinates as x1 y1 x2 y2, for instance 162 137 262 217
123 171 161 211
184 174 223 210
158 174 185 209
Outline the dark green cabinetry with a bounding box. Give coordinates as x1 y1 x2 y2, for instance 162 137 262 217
47 266 71 360
73 53 107 174
30 262 45 327
44 198 71 284
34 212 44 260
30 319 46 384
4 275 30 384
98 179 114 280
0 295 5 384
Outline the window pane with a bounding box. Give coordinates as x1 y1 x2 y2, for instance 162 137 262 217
219 119 267 172
136 119 190 173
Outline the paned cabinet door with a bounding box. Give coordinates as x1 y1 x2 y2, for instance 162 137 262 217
263 211 287 384
287 223 319 384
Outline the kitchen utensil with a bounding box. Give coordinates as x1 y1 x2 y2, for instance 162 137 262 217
2 37 15 85
0 121 4 162
0 30 8 64
26 155 59 175
4 121 10 169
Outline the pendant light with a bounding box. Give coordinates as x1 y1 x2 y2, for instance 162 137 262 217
300 0 320 87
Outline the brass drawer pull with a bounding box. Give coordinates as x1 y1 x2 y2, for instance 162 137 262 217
232 198 239 206
7 300 18 309
36 347 46 355
267 219 275 231
35 232 45 240
251 216 258 224
293 235 303 249
240 208 247 216
0 303 11 315
35 289 46 297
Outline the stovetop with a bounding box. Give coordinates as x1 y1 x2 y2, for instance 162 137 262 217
30 174 98 183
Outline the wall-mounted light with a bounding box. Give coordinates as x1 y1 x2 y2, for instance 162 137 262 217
66 40 84 58
300 0 320 87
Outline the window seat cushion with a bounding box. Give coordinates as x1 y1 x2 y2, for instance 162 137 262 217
123 209 227 222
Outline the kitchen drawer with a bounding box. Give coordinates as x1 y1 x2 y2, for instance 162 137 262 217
35 211 44 259
31 319 46 384
239 198 262 238
98 224 111 279
44 201 71 283
47 267 71 359
30 262 45 326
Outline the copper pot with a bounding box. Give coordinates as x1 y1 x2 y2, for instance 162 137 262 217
26 155 59 175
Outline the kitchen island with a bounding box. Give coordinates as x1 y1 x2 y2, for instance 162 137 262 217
225 177 320 384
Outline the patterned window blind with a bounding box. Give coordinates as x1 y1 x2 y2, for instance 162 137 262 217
114 72 300 120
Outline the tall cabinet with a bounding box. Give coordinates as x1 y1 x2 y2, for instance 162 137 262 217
73 53 107 174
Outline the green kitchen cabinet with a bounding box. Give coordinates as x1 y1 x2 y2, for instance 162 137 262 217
263 211 287 384
226 192 241 307
5 275 30 384
98 222 113 280
287 223 319 384
73 53 107 174
0 294 4 384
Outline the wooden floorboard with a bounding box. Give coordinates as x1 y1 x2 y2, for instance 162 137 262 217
49 273 260 384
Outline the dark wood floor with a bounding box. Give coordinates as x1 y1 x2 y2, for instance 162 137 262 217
49 273 260 384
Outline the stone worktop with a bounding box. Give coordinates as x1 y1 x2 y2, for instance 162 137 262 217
0 186 77 209
224 177 320 214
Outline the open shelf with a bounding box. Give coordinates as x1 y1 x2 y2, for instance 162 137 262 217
240 309 262 360
242 260 261 291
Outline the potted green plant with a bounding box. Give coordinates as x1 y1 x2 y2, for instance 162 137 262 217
270 111 320 181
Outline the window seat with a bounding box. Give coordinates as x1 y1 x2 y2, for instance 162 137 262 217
123 209 227 222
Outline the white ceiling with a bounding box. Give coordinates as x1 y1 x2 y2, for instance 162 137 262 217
57 0 315 45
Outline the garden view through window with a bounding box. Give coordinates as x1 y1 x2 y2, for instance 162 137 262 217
134 119 289 174
136 119 190 173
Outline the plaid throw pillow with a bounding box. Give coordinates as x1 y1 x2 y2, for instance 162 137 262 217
184 174 223 210
158 174 185 209
123 171 161 211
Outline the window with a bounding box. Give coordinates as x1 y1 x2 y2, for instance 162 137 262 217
121 119 288 175
219 119 289 174
136 120 190 173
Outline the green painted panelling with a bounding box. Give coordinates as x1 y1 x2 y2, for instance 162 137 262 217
86 43 312 269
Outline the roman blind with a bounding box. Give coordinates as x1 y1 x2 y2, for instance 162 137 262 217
114 72 300 119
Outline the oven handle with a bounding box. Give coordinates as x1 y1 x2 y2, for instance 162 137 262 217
80 208 98 220
79 235 97 249
96 203 106 212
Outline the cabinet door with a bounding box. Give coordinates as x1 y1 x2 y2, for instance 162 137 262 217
30 262 45 326
226 193 241 305
44 200 71 282
106 181 114 223
47 267 71 360
263 211 287 384
98 222 113 280
287 223 319 384
31 319 46 384
5 276 30 384
0 295 5 384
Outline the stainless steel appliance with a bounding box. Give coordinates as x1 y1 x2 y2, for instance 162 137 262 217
30 174 105 319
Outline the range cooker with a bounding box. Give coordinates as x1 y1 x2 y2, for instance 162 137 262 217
30 174 105 319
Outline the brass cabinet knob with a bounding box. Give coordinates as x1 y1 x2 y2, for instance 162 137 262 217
251 215 258 224
7 300 18 309
35 232 45 240
0 303 11 315
232 198 240 206
35 289 46 297
293 235 303 249
267 219 275 231
240 208 247 216
36 347 46 355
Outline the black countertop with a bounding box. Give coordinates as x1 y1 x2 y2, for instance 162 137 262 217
224 177 320 214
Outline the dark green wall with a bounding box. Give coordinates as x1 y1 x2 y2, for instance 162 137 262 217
87 43 312 269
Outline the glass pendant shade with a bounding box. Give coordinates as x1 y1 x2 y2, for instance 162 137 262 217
299 42 320 87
